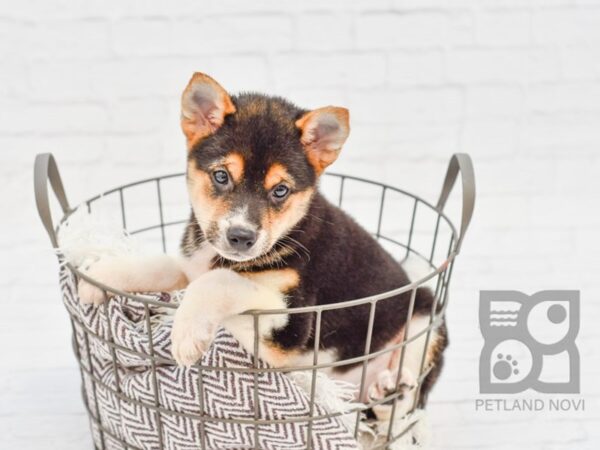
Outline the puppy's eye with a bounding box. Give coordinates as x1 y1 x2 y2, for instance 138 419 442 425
271 184 290 200
213 170 229 185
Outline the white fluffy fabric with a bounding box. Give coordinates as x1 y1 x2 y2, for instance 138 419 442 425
288 371 368 437
57 206 146 270
57 208 432 450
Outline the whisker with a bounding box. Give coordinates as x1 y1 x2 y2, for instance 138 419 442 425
278 237 310 262
280 235 311 261
305 212 334 226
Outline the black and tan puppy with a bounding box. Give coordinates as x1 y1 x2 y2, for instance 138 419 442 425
79 72 447 416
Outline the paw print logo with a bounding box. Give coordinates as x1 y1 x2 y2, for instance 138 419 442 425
479 290 580 394
493 354 520 380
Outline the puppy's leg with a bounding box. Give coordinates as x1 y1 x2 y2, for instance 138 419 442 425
78 254 188 305
77 244 215 305
170 268 293 366
223 268 303 366
371 314 441 421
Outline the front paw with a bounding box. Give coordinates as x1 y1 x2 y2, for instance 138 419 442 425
77 258 120 305
370 368 416 421
78 278 107 306
170 269 245 366
170 307 217 367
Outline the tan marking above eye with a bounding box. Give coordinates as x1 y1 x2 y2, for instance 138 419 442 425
222 152 245 183
264 163 294 191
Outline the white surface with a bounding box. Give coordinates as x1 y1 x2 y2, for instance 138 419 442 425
1 0 599 449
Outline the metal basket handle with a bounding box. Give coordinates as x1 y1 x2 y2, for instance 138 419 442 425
34 153 70 248
436 153 475 253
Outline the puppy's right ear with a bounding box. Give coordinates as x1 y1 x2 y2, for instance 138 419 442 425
181 72 236 150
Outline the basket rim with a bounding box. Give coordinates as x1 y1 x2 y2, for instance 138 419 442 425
56 170 459 315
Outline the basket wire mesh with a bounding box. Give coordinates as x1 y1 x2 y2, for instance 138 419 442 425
34 153 475 450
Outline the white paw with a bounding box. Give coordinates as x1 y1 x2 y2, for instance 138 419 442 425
169 268 272 366
77 259 121 305
368 369 396 402
370 368 416 421
368 368 414 403
170 303 218 367
78 279 107 306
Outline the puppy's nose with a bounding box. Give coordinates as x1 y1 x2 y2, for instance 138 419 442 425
226 227 257 251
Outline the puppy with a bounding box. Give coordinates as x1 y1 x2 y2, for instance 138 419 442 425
79 72 447 416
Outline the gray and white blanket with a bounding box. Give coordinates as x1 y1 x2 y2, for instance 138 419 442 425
60 267 360 450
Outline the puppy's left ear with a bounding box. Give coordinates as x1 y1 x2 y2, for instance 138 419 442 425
295 106 350 174
181 72 236 150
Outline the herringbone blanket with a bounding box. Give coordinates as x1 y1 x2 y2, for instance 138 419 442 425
60 267 359 450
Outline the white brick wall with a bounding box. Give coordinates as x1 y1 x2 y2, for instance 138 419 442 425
1 1 599 449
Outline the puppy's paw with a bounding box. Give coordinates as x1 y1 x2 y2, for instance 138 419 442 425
77 258 122 305
368 369 396 403
171 305 217 367
78 279 107 306
370 368 416 421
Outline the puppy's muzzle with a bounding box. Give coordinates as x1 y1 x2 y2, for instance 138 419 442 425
226 226 257 251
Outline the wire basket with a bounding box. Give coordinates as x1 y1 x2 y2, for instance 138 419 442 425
34 153 475 450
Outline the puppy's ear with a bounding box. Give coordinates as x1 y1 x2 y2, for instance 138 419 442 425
181 72 236 150
295 106 350 174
